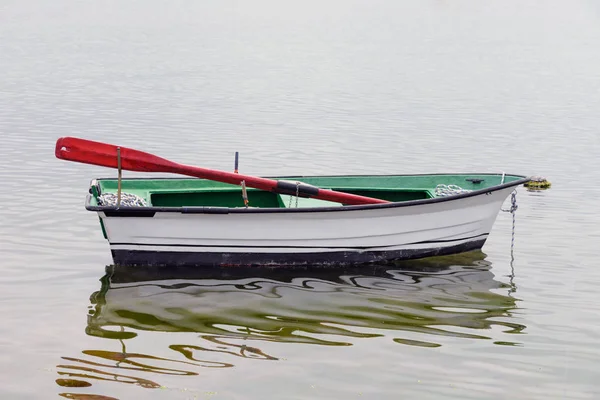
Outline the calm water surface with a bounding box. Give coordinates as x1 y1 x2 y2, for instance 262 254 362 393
1 1 600 399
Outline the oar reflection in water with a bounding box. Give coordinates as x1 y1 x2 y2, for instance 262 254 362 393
57 251 526 394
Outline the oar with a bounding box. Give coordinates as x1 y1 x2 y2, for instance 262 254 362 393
55 137 389 206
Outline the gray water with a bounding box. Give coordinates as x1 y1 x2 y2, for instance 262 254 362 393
1 0 600 399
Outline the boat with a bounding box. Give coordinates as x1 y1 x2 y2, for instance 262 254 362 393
85 172 527 266
56 137 530 267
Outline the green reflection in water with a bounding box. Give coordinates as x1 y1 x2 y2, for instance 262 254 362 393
57 251 526 395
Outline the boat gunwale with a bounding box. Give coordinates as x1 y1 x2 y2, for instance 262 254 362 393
85 173 531 214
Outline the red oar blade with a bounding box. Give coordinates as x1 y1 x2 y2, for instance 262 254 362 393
55 137 178 173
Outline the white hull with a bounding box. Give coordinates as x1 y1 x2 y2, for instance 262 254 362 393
98 186 515 266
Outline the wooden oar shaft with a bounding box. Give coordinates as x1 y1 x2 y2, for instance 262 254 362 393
55 137 389 206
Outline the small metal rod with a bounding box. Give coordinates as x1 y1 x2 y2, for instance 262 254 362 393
117 147 122 208
241 180 249 208
234 151 239 173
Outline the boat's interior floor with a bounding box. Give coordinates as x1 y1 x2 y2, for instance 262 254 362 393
90 174 523 209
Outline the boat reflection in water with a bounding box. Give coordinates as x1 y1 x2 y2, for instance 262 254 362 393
57 251 526 397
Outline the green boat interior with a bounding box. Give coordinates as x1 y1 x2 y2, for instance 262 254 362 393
89 174 526 209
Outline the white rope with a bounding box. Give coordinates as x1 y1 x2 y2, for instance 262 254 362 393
434 184 472 197
97 193 147 207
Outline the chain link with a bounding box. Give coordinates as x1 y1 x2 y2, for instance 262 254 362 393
501 190 518 264
288 181 300 208
502 190 518 213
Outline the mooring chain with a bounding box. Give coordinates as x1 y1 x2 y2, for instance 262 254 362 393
288 181 301 208
501 190 518 264
502 190 518 214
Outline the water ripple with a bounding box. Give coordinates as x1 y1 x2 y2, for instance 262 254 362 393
55 254 531 396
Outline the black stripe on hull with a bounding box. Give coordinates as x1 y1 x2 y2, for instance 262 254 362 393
109 233 489 250
110 239 487 267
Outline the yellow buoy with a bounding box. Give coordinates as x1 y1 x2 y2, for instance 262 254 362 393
524 176 551 189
